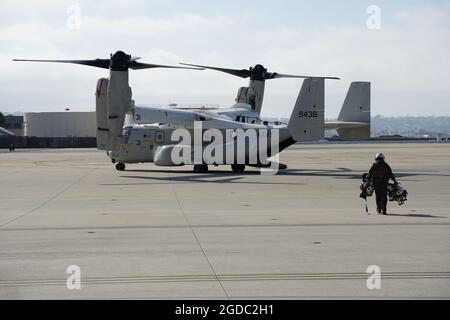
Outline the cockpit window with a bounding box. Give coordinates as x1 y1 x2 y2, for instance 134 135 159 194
122 129 132 144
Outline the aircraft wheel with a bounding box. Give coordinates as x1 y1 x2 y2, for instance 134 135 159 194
231 164 245 173
194 164 208 173
115 162 126 171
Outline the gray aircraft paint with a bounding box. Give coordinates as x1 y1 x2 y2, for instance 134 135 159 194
109 78 322 166
288 78 324 142
107 80 371 168
107 70 132 151
110 124 290 166
96 78 109 150
336 82 371 140
247 79 265 113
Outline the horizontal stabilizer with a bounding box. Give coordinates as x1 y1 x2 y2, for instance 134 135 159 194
325 121 368 130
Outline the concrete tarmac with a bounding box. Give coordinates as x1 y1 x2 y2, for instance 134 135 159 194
0 143 449 299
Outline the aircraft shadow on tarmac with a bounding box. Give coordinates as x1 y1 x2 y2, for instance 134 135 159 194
277 167 437 180
118 167 368 184
103 169 305 186
386 212 447 219
118 176 305 186
101 167 448 186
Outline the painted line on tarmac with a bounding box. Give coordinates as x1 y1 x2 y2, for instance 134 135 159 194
1 271 449 287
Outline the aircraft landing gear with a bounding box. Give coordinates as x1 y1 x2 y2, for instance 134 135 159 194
193 164 208 173
115 162 126 171
231 164 245 173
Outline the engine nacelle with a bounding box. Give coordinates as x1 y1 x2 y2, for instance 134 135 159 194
153 145 185 166
235 86 257 107
96 78 109 150
107 70 132 151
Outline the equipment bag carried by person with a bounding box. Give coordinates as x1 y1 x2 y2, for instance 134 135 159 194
359 173 374 213
387 182 408 205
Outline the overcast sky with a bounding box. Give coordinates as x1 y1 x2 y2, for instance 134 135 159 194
1 0 449 118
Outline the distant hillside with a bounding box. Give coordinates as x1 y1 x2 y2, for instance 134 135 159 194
269 115 450 138
371 116 450 137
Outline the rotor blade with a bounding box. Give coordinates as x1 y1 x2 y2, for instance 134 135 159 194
268 73 340 80
130 61 203 70
180 63 252 78
13 59 110 69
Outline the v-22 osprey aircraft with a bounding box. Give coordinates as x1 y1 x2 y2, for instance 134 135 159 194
14 51 370 173
112 78 370 173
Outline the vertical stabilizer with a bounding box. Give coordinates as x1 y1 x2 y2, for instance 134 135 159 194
288 78 325 142
337 82 370 140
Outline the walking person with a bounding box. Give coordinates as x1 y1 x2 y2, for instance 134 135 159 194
368 153 397 215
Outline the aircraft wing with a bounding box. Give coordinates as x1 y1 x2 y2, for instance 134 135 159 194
193 110 232 121
192 110 263 129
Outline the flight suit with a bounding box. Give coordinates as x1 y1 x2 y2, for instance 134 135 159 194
368 160 396 214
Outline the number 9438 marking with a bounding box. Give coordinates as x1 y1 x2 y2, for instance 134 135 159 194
299 110 318 118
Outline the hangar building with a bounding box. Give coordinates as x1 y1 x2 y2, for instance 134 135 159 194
24 112 96 137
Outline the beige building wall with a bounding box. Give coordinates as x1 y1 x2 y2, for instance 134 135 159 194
24 112 96 137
